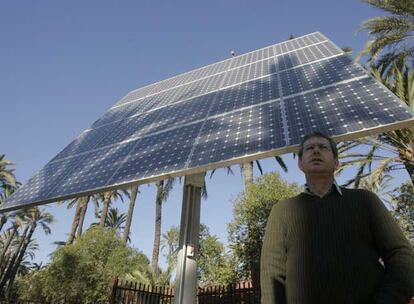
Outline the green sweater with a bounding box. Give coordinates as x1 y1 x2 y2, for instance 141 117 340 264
260 188 414 304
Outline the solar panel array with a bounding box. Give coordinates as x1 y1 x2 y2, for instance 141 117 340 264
2 32 414 211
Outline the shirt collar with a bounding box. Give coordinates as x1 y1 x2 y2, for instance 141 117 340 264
303 180 343 197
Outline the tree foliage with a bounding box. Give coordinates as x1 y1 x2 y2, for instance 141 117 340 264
389 181 414 244
197 225 238 285
162 224 237 286
227 173 300 287
17 227 148 303
358 0 414 72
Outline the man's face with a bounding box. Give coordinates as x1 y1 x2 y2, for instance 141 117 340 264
298 136 339 176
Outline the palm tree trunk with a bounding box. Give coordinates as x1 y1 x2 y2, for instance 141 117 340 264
6 224 36 299
100 192 112 227
0 215 7 232
123 185 138 243
0 225 17 265
0 252 11 279
151 180 164 271
67 201 82 244
0 225 29 292
77 197 89 237
242 161 254 189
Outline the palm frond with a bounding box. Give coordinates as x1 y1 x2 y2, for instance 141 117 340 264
362 0 414 16
255 160 264 175
274 156 288 172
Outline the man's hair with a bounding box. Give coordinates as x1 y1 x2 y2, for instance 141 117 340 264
298 132 338 159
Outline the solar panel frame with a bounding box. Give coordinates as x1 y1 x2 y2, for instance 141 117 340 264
2 31 414 212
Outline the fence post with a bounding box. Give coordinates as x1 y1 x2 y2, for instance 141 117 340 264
109 276 119 304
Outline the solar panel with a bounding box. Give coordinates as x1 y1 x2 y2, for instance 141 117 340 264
2 31 414 212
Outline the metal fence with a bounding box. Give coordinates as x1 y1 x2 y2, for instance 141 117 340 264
6 279 259 304
198 281 259 304
110 278 260 304
109 277 174 304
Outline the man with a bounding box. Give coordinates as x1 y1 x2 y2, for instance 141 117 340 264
260 132 414 304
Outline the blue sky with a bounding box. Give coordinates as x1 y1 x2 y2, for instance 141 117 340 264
0 1 409 267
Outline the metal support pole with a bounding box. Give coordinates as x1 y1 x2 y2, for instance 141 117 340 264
174 173 204 304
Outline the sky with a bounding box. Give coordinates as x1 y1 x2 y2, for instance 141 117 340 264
0 1 410 268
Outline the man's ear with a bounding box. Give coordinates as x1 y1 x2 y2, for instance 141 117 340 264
334 158 339 170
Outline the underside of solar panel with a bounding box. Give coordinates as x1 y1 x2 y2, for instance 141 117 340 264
2 32 414 212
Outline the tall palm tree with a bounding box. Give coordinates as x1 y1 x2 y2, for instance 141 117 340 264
212 157 288 190
6 239 39 299
0 212 24 264
105 207 127 231
123 184 139 243
98 190 128 227
242 162 254 189
0 225 28 292
0 224 30 286
0 229 18 271
161 226 179 273
338 64 414 186
0 207 53 293
0 155 18 233
90 207 127 232
76 196 90 237
389 181 414 244
358 0 414 74
66 196 91 244
0 155 17 190
66 198 82 245
151 179 175 271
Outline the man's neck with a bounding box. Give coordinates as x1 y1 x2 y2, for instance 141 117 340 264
305 175 335 198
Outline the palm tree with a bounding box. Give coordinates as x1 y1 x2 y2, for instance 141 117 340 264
212 157 288 190
6 239 39 299
0 207 53 294
161 226 180 273
123 184 139 243
105 207 127 231
242 162 254 189
151 179 175 271
0 212 24 264
358 0 414 74
338 64 414 186
15 239 39 277
66 198 82 245
389 181 414 244
0 155 19 233
0 225 28 292
0 155 17 190
98 190 128 227
90 207 127 234
66 196 91 244
76 196 90 237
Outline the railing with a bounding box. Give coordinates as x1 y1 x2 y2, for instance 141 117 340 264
8 278 259 304
110 278 260 304
109 277 175 304
198 281 259 304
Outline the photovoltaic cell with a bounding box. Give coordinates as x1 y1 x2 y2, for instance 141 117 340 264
48 142 137 198
189 102 285 168
3 31 414 212
2 154 90 210
279 56 366 96
110 122 203 185
285 77 413 145
209 75 279 116
113 32 326 108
